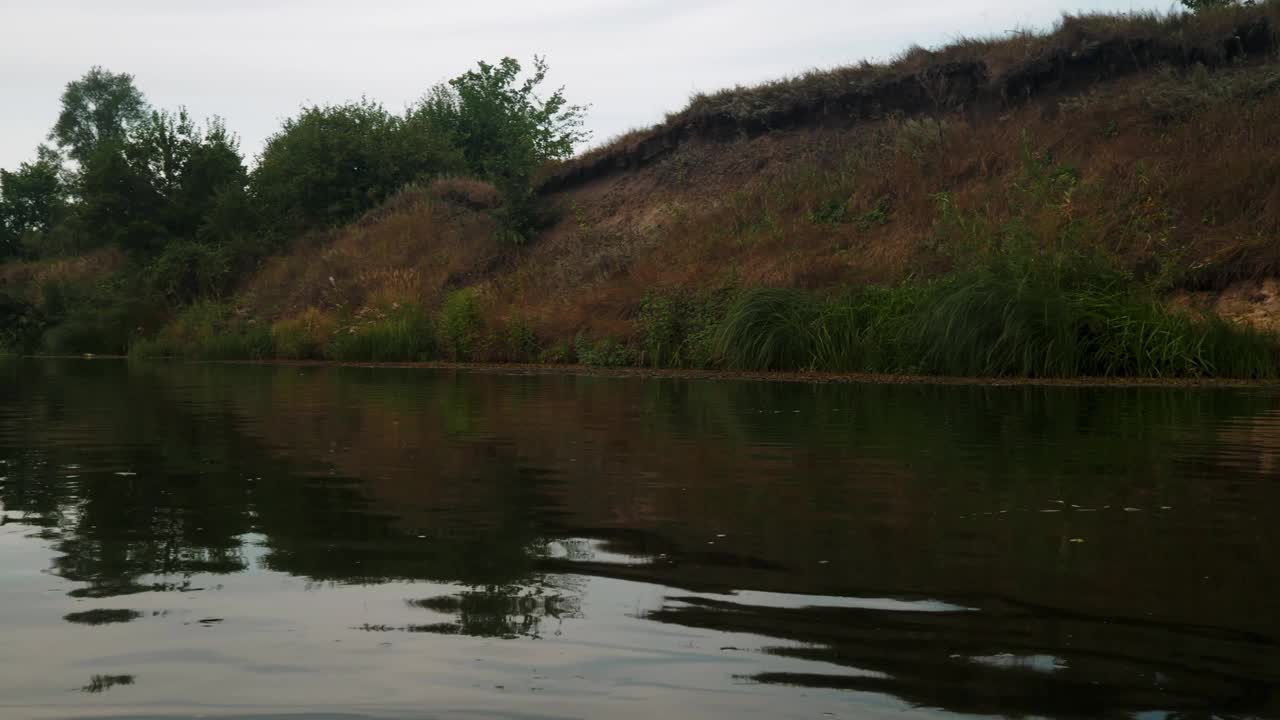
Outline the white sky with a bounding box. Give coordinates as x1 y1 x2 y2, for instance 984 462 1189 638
1 0 1171 171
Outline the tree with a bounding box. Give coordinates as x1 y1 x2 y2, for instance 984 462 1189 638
50 66 149 164
417 56 588 187
0 145 68 257
76 137 166 253
129 109 248 239
250 99 462 231
1181 0 1253 9
76 109 248 255
413 56 589 240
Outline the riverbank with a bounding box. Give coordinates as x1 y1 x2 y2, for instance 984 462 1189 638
6 4 1280 377
21 355 1280 389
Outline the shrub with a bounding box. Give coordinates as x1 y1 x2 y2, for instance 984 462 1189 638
436 289 481 361
638 290 726 368
328 304 436 362
539 339 574 365
143 240 234 303
39 274 158 355
498 317 541 362
574 335 636 367
132 300 271 359
271 307 338 360
251 99 462 232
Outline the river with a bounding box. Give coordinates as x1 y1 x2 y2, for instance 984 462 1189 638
1 359 1278 719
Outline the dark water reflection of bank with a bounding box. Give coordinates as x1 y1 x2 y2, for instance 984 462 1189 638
0 358 1277 718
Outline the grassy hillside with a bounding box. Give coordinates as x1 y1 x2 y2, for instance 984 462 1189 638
8 2 1280 377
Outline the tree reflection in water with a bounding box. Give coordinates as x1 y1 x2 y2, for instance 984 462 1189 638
1 359 1278 718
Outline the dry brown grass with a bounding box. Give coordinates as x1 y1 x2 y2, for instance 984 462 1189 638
496 60 1280 344
237 12 1280 353
241 179 506 320
0 246 127 303
550 1 1280 191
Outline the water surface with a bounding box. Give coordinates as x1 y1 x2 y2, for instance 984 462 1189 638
1 359 1278 719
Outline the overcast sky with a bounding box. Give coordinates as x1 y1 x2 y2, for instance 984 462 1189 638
1 0 1171 170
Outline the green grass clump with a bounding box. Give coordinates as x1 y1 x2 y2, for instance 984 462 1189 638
638 290 727 368
328 305 437 362
715 251 1278 378
713 289 822 371
812 284 928 373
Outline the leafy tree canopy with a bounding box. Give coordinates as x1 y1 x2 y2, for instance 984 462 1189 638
77 109 247 255
250 99 463 231
416 56 589 190
413 56 589 241
0 146 68 258
1181 0 1254 9
50 66 150 164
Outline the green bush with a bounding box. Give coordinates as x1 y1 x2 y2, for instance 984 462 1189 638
39 274 160 355
436 289 481 361
575 335 636 367
539 339 574 365
500 318 541 362
131 300 271 359
251 99 463 232
143 240 234 303
638 290 726 368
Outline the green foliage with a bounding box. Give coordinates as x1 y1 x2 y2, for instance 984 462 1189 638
74 137 166 252
50 66 149 163
574 335 635 367
807 198 850 226
271 309 338 360
130 300 271 360
500 318 542 362
808 196 892 229
437 289 481 361
7 58 591 353
1180 0 1252 10
251 99 462 232
129 110 248 240
414 57 589 242
638 290 726 368
715 251 1278 378
328 305 437 362
539 340 574 365
143 240 234 303
40 274 157 355
811 284 928 373
0 293 46 354
715 289 823 371
74 110 248 257
0 146 68 257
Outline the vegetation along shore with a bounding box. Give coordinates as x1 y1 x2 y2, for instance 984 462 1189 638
4 1 1280 379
